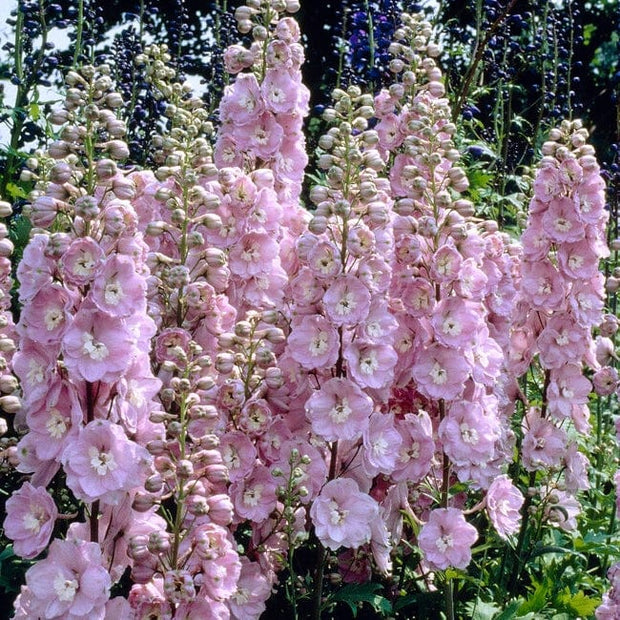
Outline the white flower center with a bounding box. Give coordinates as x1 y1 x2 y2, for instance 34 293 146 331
459 423 479 444
89 446 117 475
429 362 447 385
359 350 379 375
371 435 388 456
241 245 259 263
82 333 109 361
442 316 462 336
75 252 95 276
435 533 454 553
329 398 351 424
554 217 572 233
53 573 79 602
309 331 329 356
44 307 64 331
328 500 348 525
104 279 124 306
243 485 263 507
27 360 45 386
23 511 43 534
334 291 356 317
46 409 68 439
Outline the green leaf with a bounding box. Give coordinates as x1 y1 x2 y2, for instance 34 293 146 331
466 599 502 620
558 590 601 616
517 580 549 615
331 583 392 617
5 182 27 199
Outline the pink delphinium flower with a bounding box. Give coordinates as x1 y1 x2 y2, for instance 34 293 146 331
485 475 524 539
4 482 58 559
89 254 147 317
362 411 403 476
343 340 397 390
287 314 339 370
310 477 379 550
305 377 373 442
411 342 470 400
60 237 105 287
62 419 151 505
392 411 435 483
22 538 111 619
322 274 371 326
418 507 478 570
521 408 568 471
228 558 272 620
62 304 134 382
230 464 277 523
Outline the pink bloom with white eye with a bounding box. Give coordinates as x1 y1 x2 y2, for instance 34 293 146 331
532 164 561 202
62 305 134 383
558 156 583 186
23 538 111 619
577 177 605 223
547 364 592 419
557 239 600 280
228 231 279 277
439 400 500 467
521 217 552 261
400 278 436 317
12 338 58 408
307 240 342 279
418 507 478 570
201 547 242 602
4 482 58 559
521 408 568 471
362 411 402 476
261 69 299 114
90 254 146 317
219 73 264 125
60 237 105 287
542 196 584 243
310 478 379 550
26 379 82 461
17 282 73 345
520 259 566 310
392 412 435 483
287 315 339 370
305 377 373 442
219 431 258 483
538 317 588 369
431 297 482 349
358 257 391 293
358 298 398 343
455 257 488 300
323 275 371 326
412 342 470 401
237 111 283 158
214 135 245 169
376 113 403 152
343 341 397 390
430 243 462 283
228 558 272 620
230 464 277 523
569 276 605 327
238 398 273 437
485 475 523 539
62 419 151 505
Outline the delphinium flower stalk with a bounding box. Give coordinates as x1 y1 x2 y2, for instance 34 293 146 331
6 62 167 618
371 13 522 617
505 119 609 593
215 0 310 211
283 62 400 615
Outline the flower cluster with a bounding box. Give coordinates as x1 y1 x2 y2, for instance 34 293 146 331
509 119 609 529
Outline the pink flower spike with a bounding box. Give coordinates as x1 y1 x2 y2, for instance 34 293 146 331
418 507 478 570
